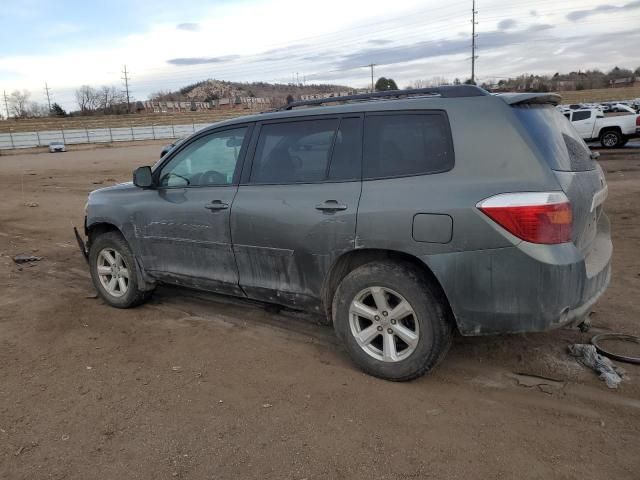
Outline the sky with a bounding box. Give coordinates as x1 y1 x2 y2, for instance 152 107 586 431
1 0 639 110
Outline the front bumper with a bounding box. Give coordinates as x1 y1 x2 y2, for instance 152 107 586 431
424 228 612 336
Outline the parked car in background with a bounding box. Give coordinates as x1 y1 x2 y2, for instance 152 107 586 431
77 87 612 381
566 108 640 147
611 103 637 114
48 141 66 153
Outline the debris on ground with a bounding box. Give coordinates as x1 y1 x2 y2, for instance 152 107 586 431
14 442 38 456
171 366 182 372
262 403 273 408
568 344 625 389
507 372 565 394
24 202 39 207
13 254 42 264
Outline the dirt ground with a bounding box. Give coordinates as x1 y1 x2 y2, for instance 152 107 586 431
1 143 639 480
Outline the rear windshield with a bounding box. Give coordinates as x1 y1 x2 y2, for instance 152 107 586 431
513 105 594 172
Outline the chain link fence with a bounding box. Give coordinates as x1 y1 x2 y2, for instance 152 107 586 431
0 123 215 150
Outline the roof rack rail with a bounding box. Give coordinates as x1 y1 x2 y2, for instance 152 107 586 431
279 85 489 111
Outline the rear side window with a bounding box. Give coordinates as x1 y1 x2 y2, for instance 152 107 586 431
363 113 453 179
513 105 594 171
328 117 362 181
572 111 591 121
251 119 338 183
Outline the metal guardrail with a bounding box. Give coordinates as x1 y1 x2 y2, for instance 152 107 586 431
0 123 215 150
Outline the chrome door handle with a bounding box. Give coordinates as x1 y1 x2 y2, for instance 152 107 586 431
315 200 348 211
205 200 229 211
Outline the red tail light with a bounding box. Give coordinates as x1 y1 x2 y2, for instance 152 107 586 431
636 115 640 127
477 192 572 244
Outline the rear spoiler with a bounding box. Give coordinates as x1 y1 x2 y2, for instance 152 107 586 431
496 93 562 106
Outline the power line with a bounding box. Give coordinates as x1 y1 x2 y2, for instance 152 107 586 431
471 0 478 84
44 81 52 111
122 65 131 113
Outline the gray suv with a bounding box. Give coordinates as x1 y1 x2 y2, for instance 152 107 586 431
77 86 611 381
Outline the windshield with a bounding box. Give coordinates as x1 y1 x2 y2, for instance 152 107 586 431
513 104 594 172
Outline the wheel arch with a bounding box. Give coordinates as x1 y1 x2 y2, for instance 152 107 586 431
322 248 457 330
86 221 122 247
86 221 155 292
598 126 622 137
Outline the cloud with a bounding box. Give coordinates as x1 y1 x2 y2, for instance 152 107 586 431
497 19 517 31
176 22 201 31
167 55 240 66
331 24 554 71
368 39 393 45
300 52 337 61
567 0 640 21
529 10 538 17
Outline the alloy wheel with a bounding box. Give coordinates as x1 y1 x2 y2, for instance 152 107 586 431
96 248 130 298
348 286 419 362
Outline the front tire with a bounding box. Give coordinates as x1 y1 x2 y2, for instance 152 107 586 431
600 130 622 148
332 261 453 381
89 231 151 308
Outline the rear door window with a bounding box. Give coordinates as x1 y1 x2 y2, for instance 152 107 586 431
249 117 362 184
363 113 454 179
250 119 338 183
328 117 362 181
513 105 594 171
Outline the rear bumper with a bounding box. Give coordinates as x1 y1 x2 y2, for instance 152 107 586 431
423 223 612 336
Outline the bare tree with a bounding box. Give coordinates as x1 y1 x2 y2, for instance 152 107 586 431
407 79 429 89
97 86 124 113
27 102 49 117
407 77 450 89
9 89 31 118
75 85 99 114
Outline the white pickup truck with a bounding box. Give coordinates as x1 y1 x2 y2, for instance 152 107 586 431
563 108 640 147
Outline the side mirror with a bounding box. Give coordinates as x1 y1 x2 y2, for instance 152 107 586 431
133 166 153 188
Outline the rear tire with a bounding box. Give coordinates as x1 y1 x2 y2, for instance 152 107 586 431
332 261 453 381
600 130 623 148
89 231 152 308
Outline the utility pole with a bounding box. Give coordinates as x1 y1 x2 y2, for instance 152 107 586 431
122 65 131 113
44 82 52 111
368 63 376 92
3 90 10 119
471 0 478 84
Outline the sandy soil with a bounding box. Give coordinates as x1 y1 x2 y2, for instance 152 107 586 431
1 144 639 480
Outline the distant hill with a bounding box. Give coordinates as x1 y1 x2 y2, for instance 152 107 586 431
151 79 353 106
